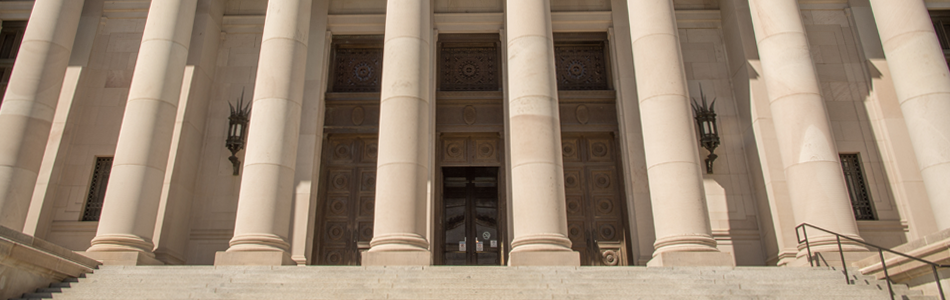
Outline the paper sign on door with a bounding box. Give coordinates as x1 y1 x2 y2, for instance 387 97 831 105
459 240 466 251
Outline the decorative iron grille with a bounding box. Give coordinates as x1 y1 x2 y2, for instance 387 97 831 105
839 154 875 220
440 46 499 91
0 21 25 102
554 43 609 90
331 47 383 92
81 157 113 222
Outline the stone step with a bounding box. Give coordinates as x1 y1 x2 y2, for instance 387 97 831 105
28 266 934 300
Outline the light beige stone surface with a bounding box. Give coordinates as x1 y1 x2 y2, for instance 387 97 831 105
221 0 313 265
0 225 99 300
627 0 719 257
869 0 950 230
88 0 199 261
0 0 84 231
0 0 944 272
646 251 736 267
749 0 864 253
364 0 432 265
505 0 578 266
290 0 330 266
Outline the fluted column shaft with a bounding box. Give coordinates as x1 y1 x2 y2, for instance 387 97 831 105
364 0 432 265
749 0 864 251
0 0 84 231
86 0 197 256
225 0 312 257
505 0 578 266
627 0 719 255
869 0 950 230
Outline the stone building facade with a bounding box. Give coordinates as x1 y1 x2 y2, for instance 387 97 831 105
0 0 947 267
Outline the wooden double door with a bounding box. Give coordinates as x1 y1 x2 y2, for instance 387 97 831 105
314 135 377 265
562 132 628 266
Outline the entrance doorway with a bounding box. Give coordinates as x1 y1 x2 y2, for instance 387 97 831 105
313 135 378 265
562 132 629 266
441 167 502 265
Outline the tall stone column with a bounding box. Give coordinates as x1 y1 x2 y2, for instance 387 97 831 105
85 0 197 265
215 0 312 266
505 0 579 266
627 0 733 267
362 0 432 266
748 0 865 253
0 0 84 231
869 0 950 230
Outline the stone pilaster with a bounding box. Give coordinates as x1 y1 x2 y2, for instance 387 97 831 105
215 0 313 266
0 0 84 231
362 0 432 266
869 0 950 230
505 0 579 267
627 0 733 267
748 0 865 253
85 0 198 265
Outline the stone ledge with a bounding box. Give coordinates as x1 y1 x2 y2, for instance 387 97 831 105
857 228 950 283
0 225 100 300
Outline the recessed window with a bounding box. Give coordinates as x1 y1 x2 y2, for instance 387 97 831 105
839 154 876 221
0 21 26 103
81 157 113 222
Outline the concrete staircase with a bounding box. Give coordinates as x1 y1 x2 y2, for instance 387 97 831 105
10 265 936 300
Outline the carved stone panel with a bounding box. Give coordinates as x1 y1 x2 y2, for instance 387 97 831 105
555 44 609 90
442 137 468 163
440 135 501 165
440 46 499 91
332 47 383 92
562 138 581 163
324 104 380 128
473 138 498 163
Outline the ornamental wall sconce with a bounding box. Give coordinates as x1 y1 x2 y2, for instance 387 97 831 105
226 90 251 176
691 85 720 174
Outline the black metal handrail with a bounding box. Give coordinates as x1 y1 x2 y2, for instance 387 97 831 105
795 223 948 300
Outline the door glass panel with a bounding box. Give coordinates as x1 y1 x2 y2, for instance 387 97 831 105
442 167 501 265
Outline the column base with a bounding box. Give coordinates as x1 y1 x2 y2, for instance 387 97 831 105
213 251 294 266
508 251 580 266
646 251 736 267
79 251 164 266
361 250 431 266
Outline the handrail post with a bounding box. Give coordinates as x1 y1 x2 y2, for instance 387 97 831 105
933 265 946 300
837 235 849 285
803 226 815 267
879 248 894 300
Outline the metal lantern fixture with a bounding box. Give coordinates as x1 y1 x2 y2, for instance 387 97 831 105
226 90 251 176
691 85 720 174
